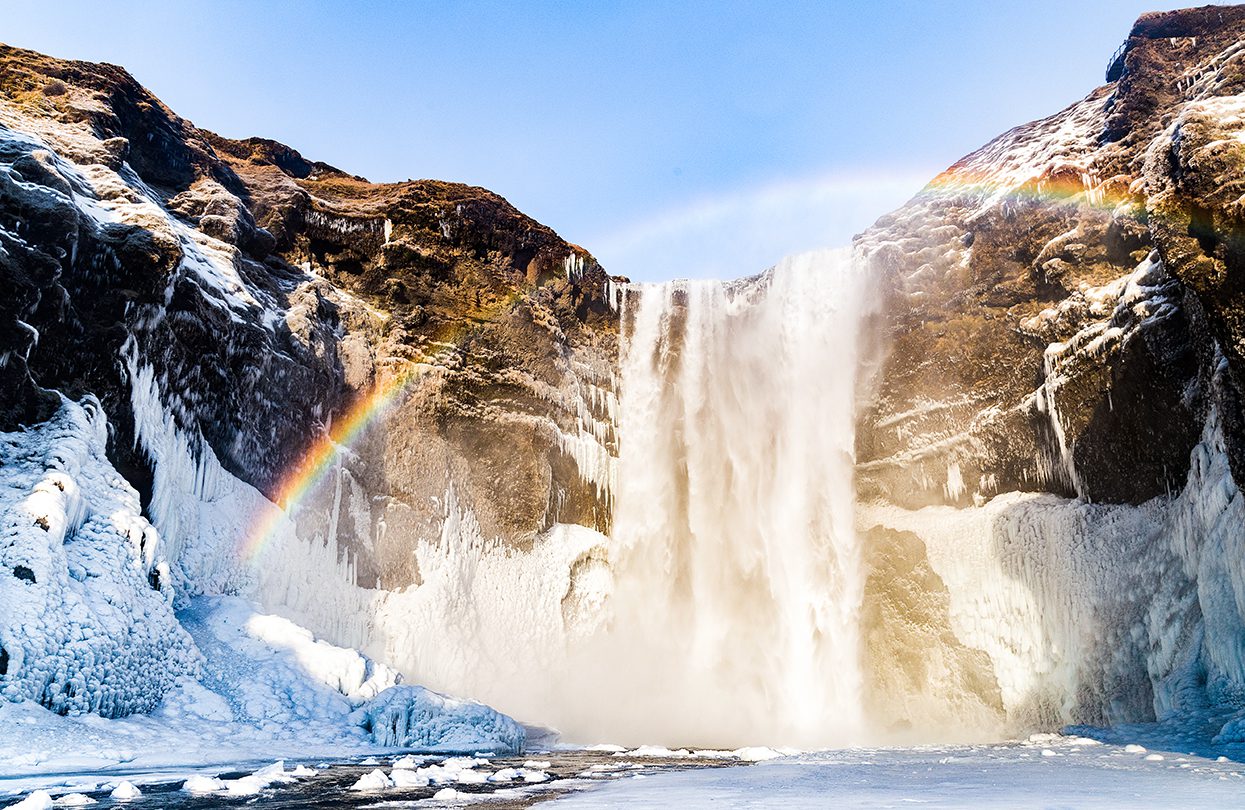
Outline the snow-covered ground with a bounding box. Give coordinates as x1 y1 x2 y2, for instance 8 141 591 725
0 594 525 800
553 737 1245 809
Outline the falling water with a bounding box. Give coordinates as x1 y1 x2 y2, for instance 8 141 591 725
577 248 870 747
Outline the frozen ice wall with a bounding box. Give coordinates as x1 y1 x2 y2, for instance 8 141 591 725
0 397 198 716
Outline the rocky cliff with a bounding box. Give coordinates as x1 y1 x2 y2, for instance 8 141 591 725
0 42 619 716
855 5 1245 740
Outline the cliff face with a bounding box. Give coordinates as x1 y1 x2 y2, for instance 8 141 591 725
857 5 1245 509
0 43 619 711
855 6 1245 738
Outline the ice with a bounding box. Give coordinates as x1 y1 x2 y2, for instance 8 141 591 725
0 595 522 784
433 787 464 800
108 781 140 799
350 684 525 754
734 747 786 761
625 746 692 758
552 745 1245 809
390 768 430 787
11 792 52 810
218 761 295 796
857 368 1245 741
181 775 225 793
0 398 198 716
53 795 94 807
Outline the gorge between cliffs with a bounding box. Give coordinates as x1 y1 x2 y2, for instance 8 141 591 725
4 4 1245 808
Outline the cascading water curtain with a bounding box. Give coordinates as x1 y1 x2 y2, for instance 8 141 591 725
588 247 870 747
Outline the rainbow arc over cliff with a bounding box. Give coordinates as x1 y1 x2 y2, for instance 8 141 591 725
922 167 1144 212
238 366 423 563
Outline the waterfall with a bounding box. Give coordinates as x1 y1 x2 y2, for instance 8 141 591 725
573 248 870 747
246 247 876 749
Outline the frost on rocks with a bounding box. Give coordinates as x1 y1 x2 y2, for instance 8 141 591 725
0 398 198 716
351 684 525 755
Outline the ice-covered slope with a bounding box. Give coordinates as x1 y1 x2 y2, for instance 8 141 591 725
0 398 196 716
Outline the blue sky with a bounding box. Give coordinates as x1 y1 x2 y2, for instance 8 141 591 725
3 1 1222 280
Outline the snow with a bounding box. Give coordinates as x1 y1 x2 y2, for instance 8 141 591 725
108 781 140 800
10 792 52 810
552 744 1245 809
349 768 393 791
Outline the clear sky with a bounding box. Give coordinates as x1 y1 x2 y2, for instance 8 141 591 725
2 1 1225 281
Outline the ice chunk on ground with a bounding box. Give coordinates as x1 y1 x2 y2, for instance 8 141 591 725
351 684 524 754
735 747 785 761
626 745 691 757
391 769 430 787
109 781 140 799
53 794 94 806
392 754 426 769
181 775 225 793
349 768 393 791
11 791 52 810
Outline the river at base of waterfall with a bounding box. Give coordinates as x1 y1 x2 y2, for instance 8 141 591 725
4 737 1245 809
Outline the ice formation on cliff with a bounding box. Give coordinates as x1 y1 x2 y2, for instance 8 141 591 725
0 397 197 717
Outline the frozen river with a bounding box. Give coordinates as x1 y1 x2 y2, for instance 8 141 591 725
5 736 1245 809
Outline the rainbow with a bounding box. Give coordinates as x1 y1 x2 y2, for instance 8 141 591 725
922 167 1143 212
237 366 424 563
236 282 538 564
238 169 1144 565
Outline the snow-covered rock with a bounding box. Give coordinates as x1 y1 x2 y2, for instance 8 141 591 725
11 791 52 810
349 768 392 791
109 781 140 800
351 684 525 754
